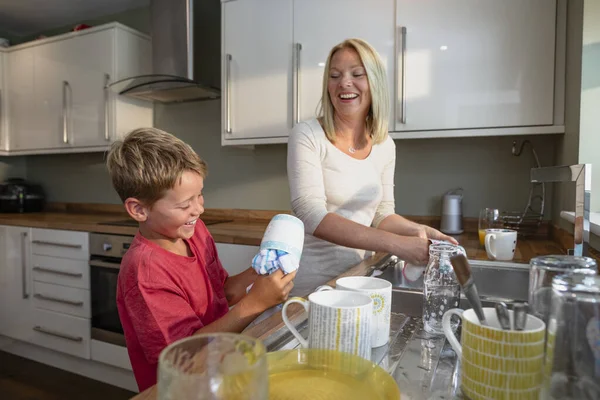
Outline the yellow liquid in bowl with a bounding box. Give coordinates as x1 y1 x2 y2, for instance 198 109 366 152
269 369 376 400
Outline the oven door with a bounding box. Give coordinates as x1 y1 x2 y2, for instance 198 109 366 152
90 258 125 347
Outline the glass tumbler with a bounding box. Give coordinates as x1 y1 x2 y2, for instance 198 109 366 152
542 274 600 400
477 208 502 246
529 255 597 324
158 333 268 400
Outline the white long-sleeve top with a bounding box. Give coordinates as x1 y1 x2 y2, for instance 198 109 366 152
287 118 396 296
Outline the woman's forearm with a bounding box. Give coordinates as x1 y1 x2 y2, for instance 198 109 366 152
377 214 424 237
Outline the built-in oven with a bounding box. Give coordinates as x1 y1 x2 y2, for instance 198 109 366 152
89 232 134 348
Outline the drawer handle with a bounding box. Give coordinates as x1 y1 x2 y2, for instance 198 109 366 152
32 240 82 249
33 326 83 342
34 293 84 307
33 266 83 278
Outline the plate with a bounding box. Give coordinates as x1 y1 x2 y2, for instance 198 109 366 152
267 349 400 400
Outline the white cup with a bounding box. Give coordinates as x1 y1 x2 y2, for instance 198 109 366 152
282 289 373 360
330 277 392 348
485 228 517 261
260 214 304 261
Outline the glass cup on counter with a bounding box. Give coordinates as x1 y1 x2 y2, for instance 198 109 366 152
529 255 597 324
158 333 268 400
477 208 502 246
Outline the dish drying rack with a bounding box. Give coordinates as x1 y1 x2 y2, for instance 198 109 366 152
500 140 546 237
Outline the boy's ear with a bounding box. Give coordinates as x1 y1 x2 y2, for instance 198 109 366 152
124 198 149 222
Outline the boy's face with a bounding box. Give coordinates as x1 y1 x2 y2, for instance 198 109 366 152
143 170 205 242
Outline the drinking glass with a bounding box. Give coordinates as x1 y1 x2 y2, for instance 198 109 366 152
529 255 597 324
477 208 502 246
158 333 268 400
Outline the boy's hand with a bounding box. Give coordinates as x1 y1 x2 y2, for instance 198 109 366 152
246 269 296 312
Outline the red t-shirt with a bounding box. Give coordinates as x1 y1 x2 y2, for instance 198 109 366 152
116 222 229 391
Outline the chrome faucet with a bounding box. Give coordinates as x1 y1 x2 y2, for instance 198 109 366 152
530 164 592 256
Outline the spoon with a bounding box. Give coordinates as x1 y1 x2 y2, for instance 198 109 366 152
495 302 511 330
513 302 528 331
450 254 487 326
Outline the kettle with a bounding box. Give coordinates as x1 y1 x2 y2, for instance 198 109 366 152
440 188 463 235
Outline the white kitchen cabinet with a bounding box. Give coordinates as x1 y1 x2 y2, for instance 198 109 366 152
2 23 153 155
294 0 395 127
0 50 6 150
0 225 33 341
215 243 259 276
394 0 557 132
221 0 293 143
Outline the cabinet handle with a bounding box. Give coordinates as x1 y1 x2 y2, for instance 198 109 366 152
33 326 83 342
397 27 407 124
225 54 232 134
34 293 84 307
32 266 83 278
293 43 302 126
104 73 111 141
32 240 82 249
62 81 71 144
21 232 28 299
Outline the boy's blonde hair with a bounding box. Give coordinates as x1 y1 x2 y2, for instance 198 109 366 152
106 127 207 205
318 38 390 144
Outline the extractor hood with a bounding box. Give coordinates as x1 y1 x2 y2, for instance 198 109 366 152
108 0 221 103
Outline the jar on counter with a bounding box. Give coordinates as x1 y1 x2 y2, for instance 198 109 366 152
423 243 464 335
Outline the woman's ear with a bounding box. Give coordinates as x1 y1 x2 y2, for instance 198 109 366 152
124 198 149 222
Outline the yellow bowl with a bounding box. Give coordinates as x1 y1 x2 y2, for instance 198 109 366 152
267 349 400 400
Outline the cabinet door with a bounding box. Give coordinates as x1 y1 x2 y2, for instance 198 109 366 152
0 51 5 150
294 0 395 125
66 30 114 148
0 225 33 340
222 0 292 140
6 47 41 151
395 0 556 132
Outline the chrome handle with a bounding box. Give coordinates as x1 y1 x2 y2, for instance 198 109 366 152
34 293 84 307
33 326 83 342
225 54 232 134
104 73 111 141
21 232 28 299
293 43 302 125
32 240 82 249
397 27 407 124
62 81 70 144
33 266 83 278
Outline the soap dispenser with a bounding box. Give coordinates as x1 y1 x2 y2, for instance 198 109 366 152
440 188 463 235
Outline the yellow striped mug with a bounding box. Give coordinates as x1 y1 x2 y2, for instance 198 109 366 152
282 290 373 360
442 308 545 400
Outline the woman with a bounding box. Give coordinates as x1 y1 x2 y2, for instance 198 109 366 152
287 38 457 296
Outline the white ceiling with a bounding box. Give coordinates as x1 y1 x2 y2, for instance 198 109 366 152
0 0 149 36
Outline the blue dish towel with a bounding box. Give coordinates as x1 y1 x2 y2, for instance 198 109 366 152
251 249 299 275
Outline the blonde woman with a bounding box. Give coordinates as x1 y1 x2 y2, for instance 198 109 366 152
287 39 457 296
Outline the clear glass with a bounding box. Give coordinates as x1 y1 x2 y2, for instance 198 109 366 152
423 244 463 335
477 208 502 246
158 333 267 400
542 274 600 400
529 255 597 324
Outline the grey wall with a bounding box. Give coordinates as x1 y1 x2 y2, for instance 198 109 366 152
0 157 27 182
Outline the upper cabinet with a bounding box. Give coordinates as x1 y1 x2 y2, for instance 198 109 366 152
1 23 153 155
394 0 557 133
0 50 6 150
221 0 565 145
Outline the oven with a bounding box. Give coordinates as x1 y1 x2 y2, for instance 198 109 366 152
89 232 134 348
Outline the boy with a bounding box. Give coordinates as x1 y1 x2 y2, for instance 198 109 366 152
106 128 295 391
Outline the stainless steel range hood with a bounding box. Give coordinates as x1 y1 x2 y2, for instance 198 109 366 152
108 0 220 103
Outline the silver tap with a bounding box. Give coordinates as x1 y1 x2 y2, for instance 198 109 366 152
530 164 592 256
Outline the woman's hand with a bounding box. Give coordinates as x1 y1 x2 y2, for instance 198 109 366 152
394 236 430 266
418 225 459 245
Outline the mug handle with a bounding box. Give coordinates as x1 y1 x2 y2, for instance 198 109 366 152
314 285 334 292
485 233 497 260
442 308 464 358
281 297 310 348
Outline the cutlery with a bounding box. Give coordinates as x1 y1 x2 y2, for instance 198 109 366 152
513 302 528 331
495 302 511 330
450 254 487 326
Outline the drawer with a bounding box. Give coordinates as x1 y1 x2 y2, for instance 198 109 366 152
31 254 89 289
29 309 90 359
33 281 90 319
31 228 89 260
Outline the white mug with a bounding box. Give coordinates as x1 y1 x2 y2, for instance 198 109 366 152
330 277 392 348
485 228 517 261
282 289 373 360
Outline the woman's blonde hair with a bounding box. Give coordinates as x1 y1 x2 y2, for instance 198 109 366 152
106 127 207 205
318 38 390 144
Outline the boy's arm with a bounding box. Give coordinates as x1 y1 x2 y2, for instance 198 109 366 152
223 267 258 306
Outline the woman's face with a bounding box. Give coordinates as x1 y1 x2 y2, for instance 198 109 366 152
327 47 371 120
